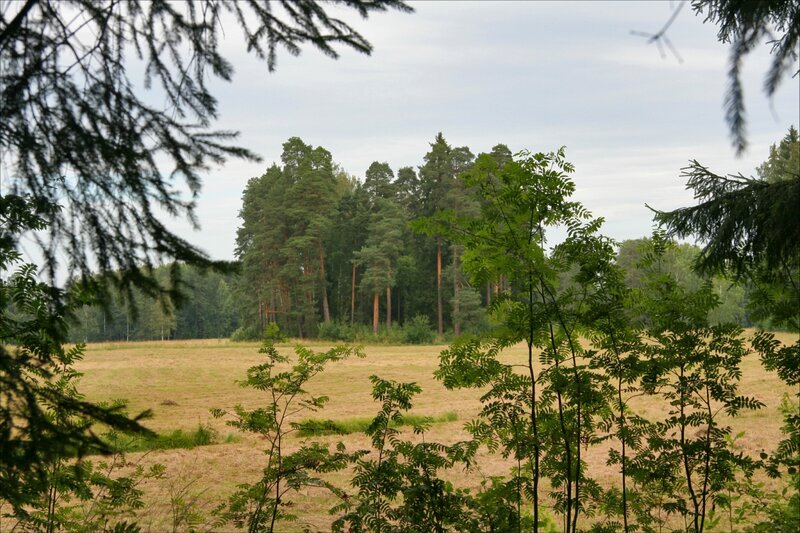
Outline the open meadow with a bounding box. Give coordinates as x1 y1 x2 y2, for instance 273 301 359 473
73 332 797 532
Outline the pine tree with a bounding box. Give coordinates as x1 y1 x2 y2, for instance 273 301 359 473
354 198 405 333
653 127 799 330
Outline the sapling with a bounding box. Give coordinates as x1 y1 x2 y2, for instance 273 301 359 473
212 325 362 532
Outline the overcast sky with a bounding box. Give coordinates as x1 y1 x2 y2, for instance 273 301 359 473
171 1 798 261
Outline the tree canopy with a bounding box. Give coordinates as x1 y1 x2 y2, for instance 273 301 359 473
692 0 798 153
0 0 411 297
653 127 799 277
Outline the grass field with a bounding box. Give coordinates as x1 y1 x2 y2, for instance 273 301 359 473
72 331 797 532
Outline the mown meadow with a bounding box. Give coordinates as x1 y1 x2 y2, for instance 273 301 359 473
71 333 795 532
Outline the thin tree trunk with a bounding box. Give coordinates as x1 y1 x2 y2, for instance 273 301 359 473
679 363 700 533
318 244 331 322
372 291 379 334
269 291 276 324
397 287 401 325
619 373 629 533
351 263 356 325
437 241 443 337
386 286 392 328
453 248 461 336
387 264 393 328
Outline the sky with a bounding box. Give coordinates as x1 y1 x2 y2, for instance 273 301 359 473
133 2 800 261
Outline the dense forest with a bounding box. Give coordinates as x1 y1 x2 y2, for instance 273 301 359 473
70 128 797 342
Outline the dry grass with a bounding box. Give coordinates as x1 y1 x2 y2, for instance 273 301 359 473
73 331 797 532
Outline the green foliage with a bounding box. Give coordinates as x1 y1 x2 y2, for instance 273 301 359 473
212 331 363 532
426 147 629 532
332 376 479 533
103 424 234 453
629 236 764 533
757 126 800 184
639 127 800 532
0 0 411 297
235 138 349 337
0 277 160 531
652 128 800 333
317 320 356 342
9 453 166 533
296 411 457 437
0 203 153 516
402 314 437 344
652 164 799 278
690 2 799 153
615 238 749 326
2 2 412 529
316 318 438 345
750 332 800 531
68 263 240 342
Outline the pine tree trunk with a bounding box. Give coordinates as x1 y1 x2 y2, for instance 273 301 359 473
350 263 356 325
397 288 401 325
437 241 443 337
386 286 392 328
372 291 379 334
269 291 276 324
318 244 331 323
386 264 393 328
453 248 461 336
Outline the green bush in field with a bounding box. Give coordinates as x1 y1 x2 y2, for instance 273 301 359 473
103 424 233 453
318 319 435 345
296 411 457 437
317 320 352 342
230 324 264 342
402 314 436 344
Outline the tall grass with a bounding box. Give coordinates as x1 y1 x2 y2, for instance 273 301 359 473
295 411 458 437
103 424 239 453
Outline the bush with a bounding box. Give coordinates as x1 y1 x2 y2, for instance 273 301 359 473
230 324 262 342
403 315 436 344
104 424 226 452
317 320 356 342
296 411 458 437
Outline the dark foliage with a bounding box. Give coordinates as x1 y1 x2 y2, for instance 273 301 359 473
692 0 799 153
652 165 800 276
0 0 411 299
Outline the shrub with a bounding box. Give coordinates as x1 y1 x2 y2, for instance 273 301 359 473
317 320 355 342
104 424 224 453
230 324 262 342
402 315 436 344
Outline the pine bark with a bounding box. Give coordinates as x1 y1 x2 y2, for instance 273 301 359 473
318 244 330 322
350 263 356 325
386 264 393 328
386 286 392 328
372 291 380 334
436 241 443 336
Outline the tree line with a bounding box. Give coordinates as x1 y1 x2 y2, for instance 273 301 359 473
70 128 796 342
